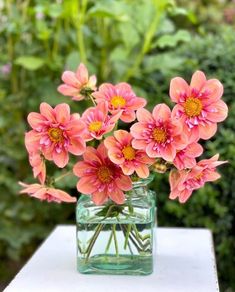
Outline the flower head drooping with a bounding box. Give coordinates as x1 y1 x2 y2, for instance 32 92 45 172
73 143 132 205
57 63 97 101
104 130 154 178
19 182 76 203
170 70 228 142
169 154 227 203
80 102 122 141
92 82 146 123
173 142 203 170
29 151 46 184
25 102 86 168
131 104 188 162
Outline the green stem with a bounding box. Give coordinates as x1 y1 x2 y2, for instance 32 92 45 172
76 0 87 63
122 4 163 81
105 231 113 254
124 224 132 250
85 223 104 263
112 224 119 257
54 171 72 183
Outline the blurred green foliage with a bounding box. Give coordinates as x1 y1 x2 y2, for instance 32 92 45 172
0 0 234 291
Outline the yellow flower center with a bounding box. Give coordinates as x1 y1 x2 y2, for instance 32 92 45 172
97 166 112 183
152 128 167 143
110 95 126 108
48 128 63 143
184 97 202 117
195 172 203 180
88 121 102 132
122 145 136 160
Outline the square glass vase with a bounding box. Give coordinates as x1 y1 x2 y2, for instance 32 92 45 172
76 175 156 275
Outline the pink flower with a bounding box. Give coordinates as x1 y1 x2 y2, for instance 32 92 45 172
169 154 227 203
170 70 228 142
57 63 97 101
81 102 122 141
131 104 188 161
25 102 86 168
19 182 76 203
104 130 154 178
92 82 146 122
173 142 203 170
73 143 132 205
29 152 46 184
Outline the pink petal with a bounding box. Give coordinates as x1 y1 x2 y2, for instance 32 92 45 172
57 84 80 97
40 102 55 122
61 71 80 86
27 113 46 130
48 188 77 203
52 150 69 168
136 108 153 123
73 161 94 177
114 130 132 144
146 142 160 158
161 144 176 161
19 183 42 194
77 177 98 194
199 123 217 140
104 136 118 149
201 79 224 104
128 97 147 110
170 77 190 103
206 100 228 123
130 123 147 139
121 164 134 175
55 103 70 124
185 142 203 158
190 70 206 91
108 189 125 204
68 137 86 155
92 191 108 205
108 149 125 165
83 147 102 164
205 171 221 182
152 104 171 122
132 139 147 150
115 175 132 191
25 131 41 153
135 164 149 178
179 189 193 203
88 75 97 88
120 110 136 123
76 63 88 84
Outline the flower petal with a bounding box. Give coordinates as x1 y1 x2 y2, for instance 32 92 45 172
170 77 190 103
190 70 206 91
77 177 98 194
52 150 69 168
55 103 70 124
152 103 171 122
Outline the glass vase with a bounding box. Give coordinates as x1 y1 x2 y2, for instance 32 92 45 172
76 175 156 275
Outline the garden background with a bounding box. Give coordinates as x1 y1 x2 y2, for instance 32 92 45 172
0 0 234 291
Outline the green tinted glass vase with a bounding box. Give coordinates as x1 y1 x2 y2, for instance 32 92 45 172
76 175 156 275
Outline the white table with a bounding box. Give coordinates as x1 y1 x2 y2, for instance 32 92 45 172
4 225 219 292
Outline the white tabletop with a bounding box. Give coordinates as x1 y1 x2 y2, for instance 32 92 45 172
4 225 219 292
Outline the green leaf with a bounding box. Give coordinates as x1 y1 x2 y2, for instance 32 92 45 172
156 30 191 49
65 51 80 71
15 56 45 71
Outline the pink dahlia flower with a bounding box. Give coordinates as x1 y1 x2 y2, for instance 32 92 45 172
131 104 188 161
57 63 97 101
19 182 76 203
169 154 227 203
73 143 132 205
25 102 86 168
29 152 46 184
92 82 146 122
104 130 154 178
170 70 228 142
81 102 122 141
173 142 203 170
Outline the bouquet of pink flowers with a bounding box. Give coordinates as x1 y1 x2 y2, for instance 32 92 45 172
19 63 228 205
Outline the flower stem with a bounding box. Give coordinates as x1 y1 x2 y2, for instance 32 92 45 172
112 224 119 257
85 223 104 263
124 224 132 250
105 231 113 254
54 171 72 183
